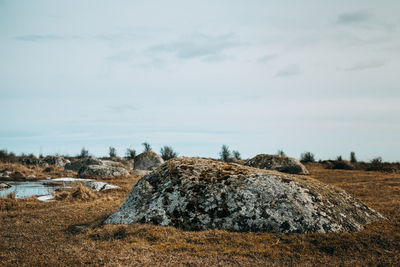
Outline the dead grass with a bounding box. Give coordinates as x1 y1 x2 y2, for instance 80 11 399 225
0 163 399 266
0 162 75 180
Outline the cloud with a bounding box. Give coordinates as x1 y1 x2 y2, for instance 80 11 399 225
149 32 242 61
339 59 385 71
13 34 65 41
337 11 372 24
276 65 301 77
257 55 276 64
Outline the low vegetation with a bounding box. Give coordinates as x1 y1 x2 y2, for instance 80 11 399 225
0 162 399 265
160 146 178 160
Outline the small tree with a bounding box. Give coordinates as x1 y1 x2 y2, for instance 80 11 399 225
126 148 136 159
160 146 178 160
300 152 315 163
232 150 241 160
109 146 117 158
336 155 343 161
277 150 286 156
350 151 357 163
219 145 231 162
80 147 89 158
142 142 152 152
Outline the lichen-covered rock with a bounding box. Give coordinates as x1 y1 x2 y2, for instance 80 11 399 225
134 151 164 170
105 157 384 233
64 157 104 171
245 154 309 175
84 181 119 191
0 183 11 190
18 157 48 167
43 156 70 167
78 165 129 178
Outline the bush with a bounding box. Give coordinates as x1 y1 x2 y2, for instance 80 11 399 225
109 147 117 158
0 149 17 163
80 148 89 158
142 142 152 152
350 152 357 163
277 150 286 156
300 152 315 163
160 146 178 160
125 148 136 159
336 155 343 161
219 145 231 162
232 150 241 160
367 157 384 171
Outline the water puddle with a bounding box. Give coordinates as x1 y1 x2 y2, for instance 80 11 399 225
0 178 117 201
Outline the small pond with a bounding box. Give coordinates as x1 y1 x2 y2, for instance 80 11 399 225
0 178 95 200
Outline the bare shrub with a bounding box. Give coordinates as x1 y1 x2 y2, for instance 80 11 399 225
219 145 231 162
142 142 152 152
109 147 117 158
160 146 178 160
300 152 315 163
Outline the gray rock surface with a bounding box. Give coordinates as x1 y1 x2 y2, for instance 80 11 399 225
64 157 104 171
78 165 129 178
43 156 70 167
0 183 11 190
245 154 309 175
18 157 48 167
134 151 164 170
65 157 129 178
105 157 384 233
84 181 119 191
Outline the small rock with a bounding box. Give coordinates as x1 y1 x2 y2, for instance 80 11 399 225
27 175 36 179
84 181 119 191
0 183 11 189
43 156 70 167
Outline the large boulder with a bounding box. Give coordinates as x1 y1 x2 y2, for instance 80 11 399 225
134 151 164 170
105 157 384 233
78 165 129 178
244 154 309 175
43 156 70 167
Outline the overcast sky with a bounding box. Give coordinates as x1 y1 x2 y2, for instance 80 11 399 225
1 0 399 161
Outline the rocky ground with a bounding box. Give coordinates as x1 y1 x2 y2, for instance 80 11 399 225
0 161 399 266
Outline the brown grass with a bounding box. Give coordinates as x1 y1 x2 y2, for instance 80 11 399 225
0 163 399 266
0 162 76 180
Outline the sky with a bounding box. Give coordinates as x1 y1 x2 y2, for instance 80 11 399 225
1 0 400 161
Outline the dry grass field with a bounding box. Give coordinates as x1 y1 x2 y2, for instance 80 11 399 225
1 163 399 266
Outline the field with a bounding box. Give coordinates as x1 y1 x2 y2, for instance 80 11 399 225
0 163 399 266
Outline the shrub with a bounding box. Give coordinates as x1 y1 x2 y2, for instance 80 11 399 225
219 145 231 162
142 142 152 152
336 155 343 161
109 147 117 158
80 147 89 158
350 152 357 163
277 150 286 156
367 157 384 171
0 149 17 163
232 150 241 160
160 146 178 160
125 148 136 159
300 152 315 163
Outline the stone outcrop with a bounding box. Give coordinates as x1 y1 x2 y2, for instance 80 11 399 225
64 157 128 178
134 151 164 170
18 157 48 167
43 156 70 167
105 157 384 233
78 164 129 178
244 154 309 175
